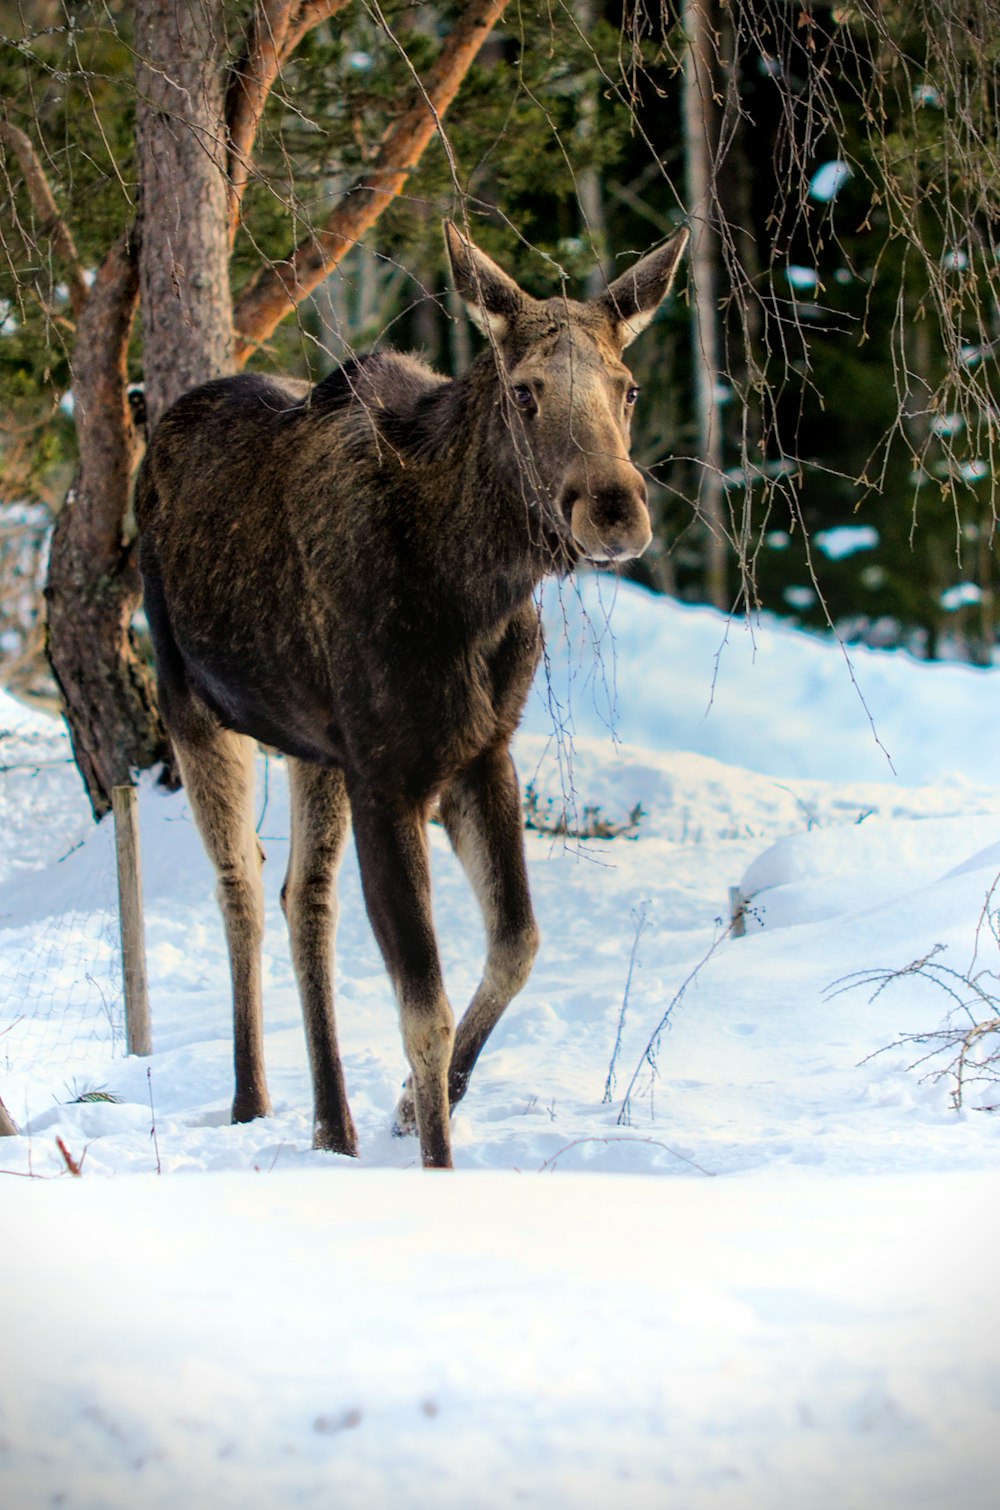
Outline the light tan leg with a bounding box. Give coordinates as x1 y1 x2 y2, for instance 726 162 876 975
282 759 358 1155
170 700 270 1125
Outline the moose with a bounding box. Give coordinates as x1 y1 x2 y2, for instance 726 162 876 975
136 220 688 1168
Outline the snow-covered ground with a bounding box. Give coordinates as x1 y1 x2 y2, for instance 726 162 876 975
3 578 1000 1506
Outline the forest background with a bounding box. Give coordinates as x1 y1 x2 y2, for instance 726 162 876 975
1 0 998 814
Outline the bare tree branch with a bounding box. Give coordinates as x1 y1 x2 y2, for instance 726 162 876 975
226 0 351 244
233 0 510 362
0 120 90 319
280 0 352 60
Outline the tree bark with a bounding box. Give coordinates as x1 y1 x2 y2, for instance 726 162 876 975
574 0 610 298
45 231 168 820
682 0 728 611
134 0 235 427
46 0 239 821
713 6 764 609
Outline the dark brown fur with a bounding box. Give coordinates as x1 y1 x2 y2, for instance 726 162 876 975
136 223 687 1167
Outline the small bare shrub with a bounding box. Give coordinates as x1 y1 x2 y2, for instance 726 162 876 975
827 942 1000 1112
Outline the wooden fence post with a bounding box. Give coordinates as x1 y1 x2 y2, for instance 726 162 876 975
729 885 747 938
111 784 152 1055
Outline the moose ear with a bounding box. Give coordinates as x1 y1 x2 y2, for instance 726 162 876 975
444 220 527 341
599 228 690 348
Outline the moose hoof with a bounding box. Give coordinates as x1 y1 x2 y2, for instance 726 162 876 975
391 1083 418 1139
393 1075 470 1137
313 1119 359 1158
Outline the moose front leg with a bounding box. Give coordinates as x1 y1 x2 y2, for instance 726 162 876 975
350 789 455 1169
394 745 539 1134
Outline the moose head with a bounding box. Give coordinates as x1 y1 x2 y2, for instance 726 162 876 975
445 220 689 564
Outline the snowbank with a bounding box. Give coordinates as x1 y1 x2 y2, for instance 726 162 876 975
529 577 1000 785
3 583 1000 1505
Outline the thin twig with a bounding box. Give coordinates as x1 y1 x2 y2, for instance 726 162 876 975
618 923 733 1126
55 1135 84 1176
147 1066 161 1175
603 900 649 1102
0 120 90 317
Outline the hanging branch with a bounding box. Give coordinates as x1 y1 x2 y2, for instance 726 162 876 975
233 0 510 362
0 120 90 320
226 0 352 243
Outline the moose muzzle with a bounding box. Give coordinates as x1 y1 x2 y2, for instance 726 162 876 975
559 459 653 563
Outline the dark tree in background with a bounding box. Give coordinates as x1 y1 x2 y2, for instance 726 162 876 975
709 2 1000 662
1 0 1000 815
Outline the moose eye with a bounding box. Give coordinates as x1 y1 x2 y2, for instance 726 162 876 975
512 384 536 413
625 385 640 407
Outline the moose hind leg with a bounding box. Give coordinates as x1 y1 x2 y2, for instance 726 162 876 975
394 746 539 1134
171 708 270 1125
282 759 358 1156
350 791 454 1169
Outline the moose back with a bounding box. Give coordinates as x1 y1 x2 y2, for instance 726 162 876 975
136 221 688 1168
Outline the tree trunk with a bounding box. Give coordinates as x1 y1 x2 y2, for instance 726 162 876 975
45 231 168 821
49 0 237 821
134 0 234 427
575 0 610 298
0 125 160 819
44 0 506 819
46 0 237 822
682 0 728 611
713 7 765 611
